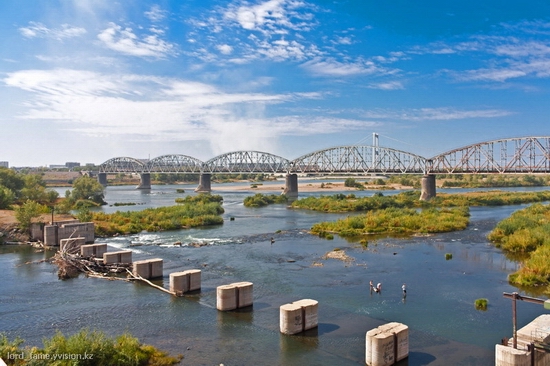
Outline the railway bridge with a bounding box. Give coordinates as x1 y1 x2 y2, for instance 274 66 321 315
98 136 550 199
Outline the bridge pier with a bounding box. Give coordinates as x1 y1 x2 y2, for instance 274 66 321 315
98 172 107 186
195 173 212 193
420 174 436 201
137 173 151 189
282 173 298 198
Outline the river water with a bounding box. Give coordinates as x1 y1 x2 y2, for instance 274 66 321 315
1 182 549 365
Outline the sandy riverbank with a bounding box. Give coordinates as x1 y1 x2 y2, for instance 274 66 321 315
211 180 409 193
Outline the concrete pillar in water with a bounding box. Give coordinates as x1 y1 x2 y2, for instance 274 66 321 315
282 173 298 198
279 299 318 335
137 173 151 189
195 173 212 193
420 174 436 201
98 172 107 186
103 250 132 264
81 243 107 258
169 269 201 296
495 345 531 366
365 322 409 366
133 258 163 279
216 282 254 311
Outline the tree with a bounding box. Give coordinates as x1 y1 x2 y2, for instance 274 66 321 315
15 200 44 233
0 186 15 209
69 176 106 207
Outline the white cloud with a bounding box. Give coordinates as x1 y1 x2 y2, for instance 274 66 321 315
361 107 512 121
19 22 87 40
301 58 397 77
97 23 176 58
216 44 234 55
145 5 167 22
368 81 405 90
3 69 330 155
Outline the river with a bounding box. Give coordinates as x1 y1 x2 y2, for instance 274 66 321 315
1 182 548 365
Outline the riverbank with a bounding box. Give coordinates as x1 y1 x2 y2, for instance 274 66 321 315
211 180 410 193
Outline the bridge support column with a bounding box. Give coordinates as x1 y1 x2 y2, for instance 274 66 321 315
98 172 107 186
420 174 436 201
137 173 151 190
195 173 211 193
282 173 298 198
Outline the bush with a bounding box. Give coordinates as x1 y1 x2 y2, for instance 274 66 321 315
0 329 182 366
475 298 488 310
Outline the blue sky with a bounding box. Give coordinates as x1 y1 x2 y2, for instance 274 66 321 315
1 0 550 167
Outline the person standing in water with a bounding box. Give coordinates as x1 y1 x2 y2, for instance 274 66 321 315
402 283 407 297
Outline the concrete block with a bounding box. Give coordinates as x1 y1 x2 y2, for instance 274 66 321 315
279 299 319 335
80 243 107 258
216 281 253 311
217 284 237 311
280 302 303 335
103 250 132 264
60 237 85 252
169 270 201 295
132 258 163 279
235 281 253 308
186 269 201 291
495 344 531 366
366 322 409 366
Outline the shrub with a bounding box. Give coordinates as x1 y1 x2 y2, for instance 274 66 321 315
475 298 488 310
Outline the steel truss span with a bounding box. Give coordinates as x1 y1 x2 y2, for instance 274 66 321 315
203 151 290 174
148 155 203 173
290 146 427 174
97 136 550 175
428 137 550 174
100 157 146 173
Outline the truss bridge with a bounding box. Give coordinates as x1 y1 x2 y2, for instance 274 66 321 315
97 136 550 198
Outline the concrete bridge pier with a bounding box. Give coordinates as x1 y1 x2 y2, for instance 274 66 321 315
282 173 298 198
98 172 107 186
195 173 212 193
420 174 436 201
137 173 151 189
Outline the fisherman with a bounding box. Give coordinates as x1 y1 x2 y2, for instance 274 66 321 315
402 283 407 297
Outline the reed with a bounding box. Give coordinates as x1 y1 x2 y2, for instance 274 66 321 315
474 298 488 310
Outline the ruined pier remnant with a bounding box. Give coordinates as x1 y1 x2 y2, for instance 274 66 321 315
80 243 107 258
169 269 202 296
195 173 212 193
103 250 133 265
496 314 550 366
279 299 318 335
132 258 163 279
216 282 253 311
365 322 409 366
282 173 298 198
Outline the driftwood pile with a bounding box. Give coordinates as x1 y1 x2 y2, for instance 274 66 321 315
51 240 176 295
52 240 131 280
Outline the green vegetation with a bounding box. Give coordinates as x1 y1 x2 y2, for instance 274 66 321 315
0 329 182 365
474 298 488 311
311 207 470 238
488 203 550 287
0 167 59 209
344 178 364 190
14 200 48 234
291 190 550 213
59 176 107 211
439 174 550 188
243 193 288 207
445 253 453 260
92 194 224 236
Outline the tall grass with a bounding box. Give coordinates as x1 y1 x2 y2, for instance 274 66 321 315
488 203 550 287
311 207 470 238
0 329 181 365
92 194 224 236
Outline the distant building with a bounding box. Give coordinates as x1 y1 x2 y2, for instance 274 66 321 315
49 164 66 169
0 161 8 168
65 162 80 169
